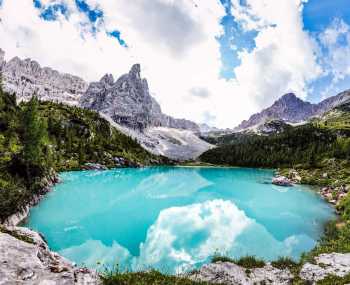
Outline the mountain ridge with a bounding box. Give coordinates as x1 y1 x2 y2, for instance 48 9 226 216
0 48 199 132
236 91 350 131
80 64 199 132
0 48 212 160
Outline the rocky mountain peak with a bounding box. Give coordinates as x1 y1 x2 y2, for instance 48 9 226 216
273 93 308 107
236 90 350 131
100 73 114 86
278 92 298 102
1 49 88 104
81 63 199 132
129 63 141 80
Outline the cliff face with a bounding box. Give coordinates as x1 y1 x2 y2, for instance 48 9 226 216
80 64 199 132
0 49 88 105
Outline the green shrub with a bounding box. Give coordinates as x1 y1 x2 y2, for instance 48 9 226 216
271 257 298 270
316 273 350 285
101 269 209 285
211 254 235 263
235 256 265 268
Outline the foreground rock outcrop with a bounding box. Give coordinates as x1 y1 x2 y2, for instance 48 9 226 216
191 253 350 284
300 253 350 283
0 227 100 284
190 262 293 285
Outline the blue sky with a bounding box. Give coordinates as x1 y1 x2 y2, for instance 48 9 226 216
24 0 350 103
1 0 350 127
217 0 350 102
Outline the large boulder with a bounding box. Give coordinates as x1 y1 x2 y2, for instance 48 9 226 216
0 227 100 284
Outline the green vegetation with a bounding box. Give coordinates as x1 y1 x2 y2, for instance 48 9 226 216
212 254 265 268
271 257 299 270
0 79 166 223
0 226 35 244
101 269 208 285
211 254 235 263
235 256 265 268
316 273 350 285
200 124 345 168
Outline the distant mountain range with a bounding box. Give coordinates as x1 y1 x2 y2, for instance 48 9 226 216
0 48 211 160
236 91 350 131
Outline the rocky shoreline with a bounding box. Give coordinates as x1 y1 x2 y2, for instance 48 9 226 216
190 253 350 284
0 167 102 284
3 169 60 227
0 226 100 284
276 168 349 206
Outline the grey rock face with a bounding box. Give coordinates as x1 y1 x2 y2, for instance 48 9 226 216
0 227 100 284
0 49 88 105
0 48 5 70
237 91 350 131
300 253 350 283
80 64 199 132
190 261 293 285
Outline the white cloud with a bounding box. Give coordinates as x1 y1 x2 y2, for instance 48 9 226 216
319 18 350 83
230 0 322 106
0 0 325 127
134 199 251 273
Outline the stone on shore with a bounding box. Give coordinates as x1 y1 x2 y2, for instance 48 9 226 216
272 176 293 186
82 163 108 171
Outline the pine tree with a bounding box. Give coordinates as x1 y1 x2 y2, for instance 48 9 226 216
21 95 48 183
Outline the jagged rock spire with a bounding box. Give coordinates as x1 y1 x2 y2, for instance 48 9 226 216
129 64 141 80
100 74 114 86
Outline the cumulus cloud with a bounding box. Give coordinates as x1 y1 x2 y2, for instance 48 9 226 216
319 18 350 83
230 0 322 106
134 199 251 273
0 0 335 127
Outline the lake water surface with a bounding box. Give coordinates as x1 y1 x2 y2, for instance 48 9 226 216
25 167 335 273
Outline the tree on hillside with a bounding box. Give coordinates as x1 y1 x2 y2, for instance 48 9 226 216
21 95 48 183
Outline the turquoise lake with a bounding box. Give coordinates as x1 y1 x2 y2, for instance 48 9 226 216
25 167 335 273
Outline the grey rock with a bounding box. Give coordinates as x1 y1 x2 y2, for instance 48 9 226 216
82 163 108 171
0 227 100 284
272 176 293 186
0 48 5 70
236 91 350 131
80 64 199 132
190 262 293 285
300 253 350 283
256 119 290 135
0 49 88 105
